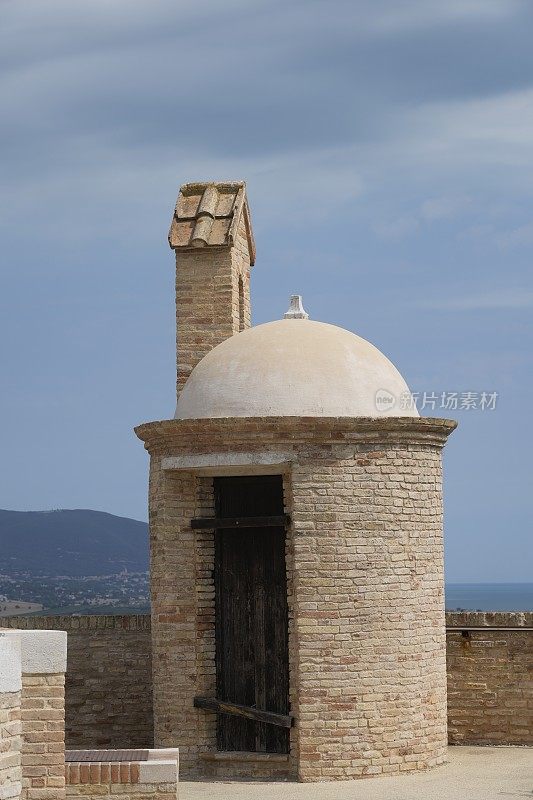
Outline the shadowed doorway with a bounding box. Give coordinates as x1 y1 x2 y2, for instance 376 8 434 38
214 475 290 754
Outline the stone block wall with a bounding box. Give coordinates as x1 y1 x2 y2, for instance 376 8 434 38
446 611 533 746
2 616 153 750
0 634 22 800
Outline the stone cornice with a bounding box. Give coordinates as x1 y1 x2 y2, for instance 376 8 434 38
134 416 457 455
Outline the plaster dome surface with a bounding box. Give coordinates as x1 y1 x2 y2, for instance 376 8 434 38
175 319 418 420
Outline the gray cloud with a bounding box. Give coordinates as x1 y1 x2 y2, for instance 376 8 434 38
2 0 533 177
2 1 533 583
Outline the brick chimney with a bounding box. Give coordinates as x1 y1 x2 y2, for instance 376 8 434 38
169 181 256 399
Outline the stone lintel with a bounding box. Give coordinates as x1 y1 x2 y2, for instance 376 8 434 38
161 451 294 474
2 629 67 675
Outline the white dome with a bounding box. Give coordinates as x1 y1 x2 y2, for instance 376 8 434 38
175 319 418 419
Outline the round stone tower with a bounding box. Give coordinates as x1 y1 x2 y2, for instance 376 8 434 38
135 181 456 782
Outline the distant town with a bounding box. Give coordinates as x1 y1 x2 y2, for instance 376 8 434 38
0 570 149 616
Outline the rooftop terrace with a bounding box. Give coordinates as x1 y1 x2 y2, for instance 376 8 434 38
181 747 533 800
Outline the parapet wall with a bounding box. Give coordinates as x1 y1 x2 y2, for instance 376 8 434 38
446 611 533 746
2 616 152 749
4 612 532 751
0 627 176 800
65 748 178 800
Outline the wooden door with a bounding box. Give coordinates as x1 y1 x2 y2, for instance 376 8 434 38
214 475 289 753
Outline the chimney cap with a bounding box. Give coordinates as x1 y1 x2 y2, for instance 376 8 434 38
284 295 309 320
169 181 255 265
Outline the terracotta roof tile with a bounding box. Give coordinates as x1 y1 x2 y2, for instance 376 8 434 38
168 181 255 264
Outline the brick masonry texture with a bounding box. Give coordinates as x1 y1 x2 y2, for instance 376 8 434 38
0 689 22 800
135 416 455 781
5 610 532 779
67 789 175 800
174 214 252 396
20 674 65 800
65 761 177 800
2 616 152 750
446 611 533 746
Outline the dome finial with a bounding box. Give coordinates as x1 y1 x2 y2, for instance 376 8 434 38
284 295 309 320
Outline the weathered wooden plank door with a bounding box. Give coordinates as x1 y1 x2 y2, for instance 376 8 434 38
214 475 289 753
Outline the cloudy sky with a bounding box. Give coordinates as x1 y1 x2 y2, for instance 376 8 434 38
2 0 532 582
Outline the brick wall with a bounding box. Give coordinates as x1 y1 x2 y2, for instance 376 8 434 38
446 611 533 746
290 443 448 780
3 616 152 750
65 749 178 800
5 605 533 765
137 417 454 780
0 690 22 800
0 635 22 800
175 215 252 396
20 673 65 800
0 630 68 800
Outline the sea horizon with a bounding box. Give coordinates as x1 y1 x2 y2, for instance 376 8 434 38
445 582 533 612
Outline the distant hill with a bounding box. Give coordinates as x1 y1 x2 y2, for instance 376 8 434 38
0 509 149 576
